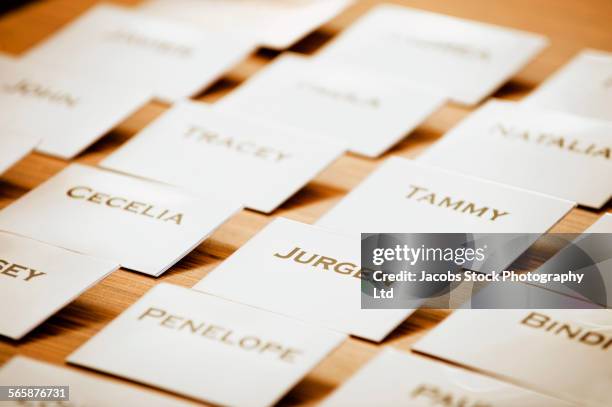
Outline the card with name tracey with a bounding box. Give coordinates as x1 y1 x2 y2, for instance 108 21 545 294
322 348 573 407
101 102 345 213
0 129 39 176
418 100 612 208
0 164 240 276
194 218 414 342
315 4 547 105
67 283 346 407
215 53 445 157
22 4 254 102
0 231 118 340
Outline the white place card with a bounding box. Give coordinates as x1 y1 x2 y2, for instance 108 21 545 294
0 57 149 159
0 164 241 276
315 4 548 105
216 53 446 157
22 4 255 102
524 49 612 122
139 0 354 50
322 348 573 406
418 100 612 208
194 218 414 342
67 283 346 407
0 231 118 340
101 101 345 213
0 130 39 176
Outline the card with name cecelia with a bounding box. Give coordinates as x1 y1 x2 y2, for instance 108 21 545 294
101 101 346 213
0 231 118 340
0 164 241 276
194 217 414 342
67 283 346 407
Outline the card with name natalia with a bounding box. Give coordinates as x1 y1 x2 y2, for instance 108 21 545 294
101 101 345 213
0 128 39 175
21 4 255 102
0 164 241 276
418 100 612 208
67 283 346 407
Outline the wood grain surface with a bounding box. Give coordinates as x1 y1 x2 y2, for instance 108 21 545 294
0 0 611 405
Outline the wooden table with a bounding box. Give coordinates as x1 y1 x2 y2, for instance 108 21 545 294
1 0 611 404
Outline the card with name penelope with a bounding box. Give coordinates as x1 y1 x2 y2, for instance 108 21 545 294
315 4 547 105
0 130 39 176
0 164 241 276
0 231 118 340
216 53 445 157
67 283 346 407
101 102 345 213
0 57 149 159
0 356 196 406
139 0 353 50
194 218 414 342
418 100 612 208
524 49 612 122
322 348 573 406
22 4 254 102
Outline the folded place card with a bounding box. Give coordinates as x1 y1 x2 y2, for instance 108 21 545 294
216 53 446 157
101 101 345 213
139 0 354 50
315 4 548 105
524 49 612 122
322 348 573 406
418 100 612 208
0 164 241 276
0 129 39 175
0 57 149 159
0 231 118 340
194 217 414 342
67 283 346 407
22 4 255 102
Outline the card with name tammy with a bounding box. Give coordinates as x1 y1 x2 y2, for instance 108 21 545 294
215 53 445 157
22 4 254 102
524 49 612 122
0 164 241 276
0 231 118 340
322 348 573 406
0 356 195 406
101 101 345 213
418 100 612 208
315 4 548 105
0 130 39 176
67 283 346 407
194 218 414 342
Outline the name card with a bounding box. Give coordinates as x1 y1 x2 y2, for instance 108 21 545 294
316 4 548 105
67 283 346 407
0 164 241 276
418 100 612 208
0 57 149 159
0 231 118 340
22 4 255 102
194 217 413 342
0 129 39 175
101 101 345 213
524 49 612 122
216 53 445 157
322 348 573 406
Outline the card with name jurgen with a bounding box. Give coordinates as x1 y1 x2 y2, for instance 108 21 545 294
315 4 548 105
216 53 446 157
0 130 39 176
0 231 118 340
101 102 345 213
0 356 195 406
22 4 254 102
139 0 353 50
0 57 149 159
322 348 574 407
0 164 241 276
524 49 612 122
418 100 612 208
67 283 346 407
194 218 414 342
